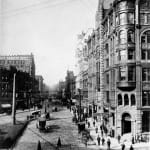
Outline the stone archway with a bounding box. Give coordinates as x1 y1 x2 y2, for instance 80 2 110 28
122 113 131 135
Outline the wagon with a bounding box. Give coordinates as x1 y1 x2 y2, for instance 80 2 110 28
36 117 47 131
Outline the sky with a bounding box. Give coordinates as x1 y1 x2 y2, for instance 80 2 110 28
0 0 99 87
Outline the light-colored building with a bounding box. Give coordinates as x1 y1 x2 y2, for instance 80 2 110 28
98 0 150 139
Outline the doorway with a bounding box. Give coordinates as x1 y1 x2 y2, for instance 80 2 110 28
122 113 131 135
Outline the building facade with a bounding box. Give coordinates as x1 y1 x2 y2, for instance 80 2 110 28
0 53 35 77
35 75 44 93
98 0 150 138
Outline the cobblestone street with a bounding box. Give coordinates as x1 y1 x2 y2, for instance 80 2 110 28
13 107 86 150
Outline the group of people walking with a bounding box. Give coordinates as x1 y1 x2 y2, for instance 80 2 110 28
87 118 135 150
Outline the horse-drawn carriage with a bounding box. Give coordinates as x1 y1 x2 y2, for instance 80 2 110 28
36 117 47 131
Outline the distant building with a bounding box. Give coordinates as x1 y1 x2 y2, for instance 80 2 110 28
65 70 76 101
35 75 44 93
0 53 35 77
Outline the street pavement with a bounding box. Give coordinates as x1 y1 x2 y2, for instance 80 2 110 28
12 106 89 150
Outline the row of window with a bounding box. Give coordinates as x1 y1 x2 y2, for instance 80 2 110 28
118 94 136 106
105 30 150 62
0 60 26 65
105 67 150 83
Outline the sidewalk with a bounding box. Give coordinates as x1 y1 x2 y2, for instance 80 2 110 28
85 117 150 150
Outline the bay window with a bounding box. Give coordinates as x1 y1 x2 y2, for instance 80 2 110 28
127 13 134 24
120 13 127 25
119 30 126 44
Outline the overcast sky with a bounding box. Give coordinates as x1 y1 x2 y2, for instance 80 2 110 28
0 0 99 86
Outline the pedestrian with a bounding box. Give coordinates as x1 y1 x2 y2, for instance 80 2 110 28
107 139 111 150
117 134 121 143
100 125 103 131
132 135 134 144
102 137 105 145
97 135 101 145
85 118 87 124
95 126 98 133
93 120 95 127
130 145 134 150
121 143 125 150
88 121 90 128
57 137 61 148
101 129 104 137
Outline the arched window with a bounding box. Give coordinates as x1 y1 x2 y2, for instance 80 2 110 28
128 30 134 43
124 94 129 106
118 94 122 106
131 94 136 106
119 30 126 44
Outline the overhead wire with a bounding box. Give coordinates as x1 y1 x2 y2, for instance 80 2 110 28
0 0 77 18
0 0 96 19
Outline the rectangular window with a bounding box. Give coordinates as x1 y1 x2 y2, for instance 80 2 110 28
142 68 147 81
106 59 109 68
142 91 150 106
119 66 126 81
147 50 150 59
106 74 109 84
128 49 135 60
141 35 146 43
119 50 126 61
141 49 146 60
142 68 150 81
106 91 109 103
128 66 135 81
148 14 150 24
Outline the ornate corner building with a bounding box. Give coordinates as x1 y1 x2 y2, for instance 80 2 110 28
98 0 150 138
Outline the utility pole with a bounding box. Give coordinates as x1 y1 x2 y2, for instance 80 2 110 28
12 73 16 125
78 89 81 122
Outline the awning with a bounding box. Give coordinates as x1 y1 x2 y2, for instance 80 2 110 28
1 104 11 108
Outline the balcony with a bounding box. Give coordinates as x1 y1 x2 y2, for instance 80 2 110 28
117 81 136 91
